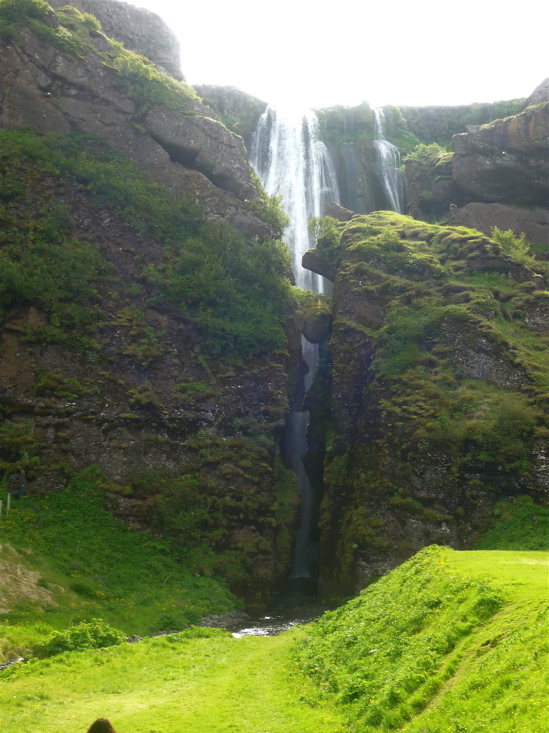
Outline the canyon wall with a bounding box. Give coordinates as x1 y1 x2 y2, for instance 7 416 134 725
0 1 301 604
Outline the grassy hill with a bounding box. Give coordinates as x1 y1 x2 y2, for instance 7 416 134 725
1 543 547 733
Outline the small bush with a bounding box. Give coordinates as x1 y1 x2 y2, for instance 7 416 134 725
42 619 125 656
491 226 534 265
404 142 448 164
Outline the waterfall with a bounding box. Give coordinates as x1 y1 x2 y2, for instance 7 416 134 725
251 106 339 578
374 108 405 214
251 106 339 294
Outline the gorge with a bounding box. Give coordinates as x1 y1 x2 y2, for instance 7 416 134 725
0 3 548 732
0 0 547 608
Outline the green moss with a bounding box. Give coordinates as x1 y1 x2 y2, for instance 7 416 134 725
110 48 200 109
0 0 49 38
0 128 292 358
318 212 548 582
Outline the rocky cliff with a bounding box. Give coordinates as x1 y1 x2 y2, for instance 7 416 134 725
304 211 549 596
49 0 184 80
0 0 300 604
194 85 267 152
406 97 549 247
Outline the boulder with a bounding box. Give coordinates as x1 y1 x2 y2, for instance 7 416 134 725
451 103 549 207
446 202 548 246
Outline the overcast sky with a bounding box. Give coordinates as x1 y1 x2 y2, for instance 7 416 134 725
127 0 547 109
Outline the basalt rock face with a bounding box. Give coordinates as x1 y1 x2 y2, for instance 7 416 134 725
304 212 549 597
49 0 184 80
0 6 299 604
405 100 549 247
445 203 548 250
0 10 268 238
193 85 267 151
451 103 549 208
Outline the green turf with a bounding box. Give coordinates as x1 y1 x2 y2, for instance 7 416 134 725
0 629 346 733
293 546 548 733
1 547 546 732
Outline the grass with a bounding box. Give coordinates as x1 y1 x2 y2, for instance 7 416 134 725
293 546 548 733
0 628 347 733
0 469 236 653
475 495 549 550
0 546 546 732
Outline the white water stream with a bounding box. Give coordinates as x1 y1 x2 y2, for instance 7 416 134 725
374 108 405 214
251 106 339 578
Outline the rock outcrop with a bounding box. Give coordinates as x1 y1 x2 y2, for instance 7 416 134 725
303 212 549 596
49 0 184 80
445 203 548 250
0 3 298 604
194 85 267 150
0 9 268 238
451 103 548 208
405 98 549 247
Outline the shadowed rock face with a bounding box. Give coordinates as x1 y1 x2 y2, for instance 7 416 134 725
49 0 184 80
0 8 299 603
451 103 549 208
302 211 548 597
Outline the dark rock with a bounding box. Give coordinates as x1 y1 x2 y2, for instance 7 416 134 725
326 202 356 222
445 203 548 246
305 212 549 597
451 103 549 207
49 0 184 80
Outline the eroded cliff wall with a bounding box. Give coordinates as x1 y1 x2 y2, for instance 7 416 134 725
304 212 548 595
0 1 300 603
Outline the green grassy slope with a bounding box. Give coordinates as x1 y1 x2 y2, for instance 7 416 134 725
1 546 546 733
294 546 548 733
0 472 236 658
0 628 346 733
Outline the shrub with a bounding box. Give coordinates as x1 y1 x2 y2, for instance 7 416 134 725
404 142 449 164
0 0 49 23
491 226 533 265
42 619 125 656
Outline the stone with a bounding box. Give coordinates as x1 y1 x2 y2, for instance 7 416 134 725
0 23 269 238
49 0 184 80
525 78 549 109
445 202 548 246
451 103 549 207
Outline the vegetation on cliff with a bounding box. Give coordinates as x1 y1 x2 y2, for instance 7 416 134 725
0 545 546 733
0 1 296 602
0 127 291 354
307 211 548 591
0 468 237 652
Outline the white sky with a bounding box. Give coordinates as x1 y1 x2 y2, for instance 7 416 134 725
127 0 547 109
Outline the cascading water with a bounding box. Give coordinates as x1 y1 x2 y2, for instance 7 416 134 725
374 108 405 214
251 106 339 578
251 107 339 294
